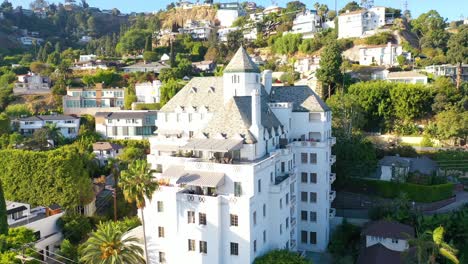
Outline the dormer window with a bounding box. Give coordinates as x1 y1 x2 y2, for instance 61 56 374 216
209 87 215 93
190 87 197 93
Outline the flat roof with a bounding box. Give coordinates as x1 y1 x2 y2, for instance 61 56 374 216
181 138 243 152
162 166 225 187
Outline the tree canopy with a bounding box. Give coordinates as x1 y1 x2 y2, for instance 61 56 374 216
253 249 310 264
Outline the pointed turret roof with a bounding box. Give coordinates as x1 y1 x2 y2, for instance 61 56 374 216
224 46 260 73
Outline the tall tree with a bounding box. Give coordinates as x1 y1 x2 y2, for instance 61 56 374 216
316 41 343 98
446 25 468 89
0 181 8 235
326 92 365 138
80 221 145 264
411 10 449 50
119 159 159 263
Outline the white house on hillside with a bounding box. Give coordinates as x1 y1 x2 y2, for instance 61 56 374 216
93 142 123 166
338 7 387 39
290 10 321 39
359 43 408 66
14 115 80 138
144 47 336 263
79 54 97 62
95 111 157 139
14 73 51 95
357 221 415 264
135 80 162 104
7 201 64 262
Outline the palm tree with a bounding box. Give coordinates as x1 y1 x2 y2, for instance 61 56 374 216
119 159 158 263
44 123 63 145
408 226 459 264
80 221 145 264
430 226 459 264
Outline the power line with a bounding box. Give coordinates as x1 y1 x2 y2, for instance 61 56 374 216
27 247 68 264
28 246 78 264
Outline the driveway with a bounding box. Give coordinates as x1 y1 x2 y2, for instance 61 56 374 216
426 191 468 214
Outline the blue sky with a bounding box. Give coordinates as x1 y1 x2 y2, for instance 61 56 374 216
11 0 468 21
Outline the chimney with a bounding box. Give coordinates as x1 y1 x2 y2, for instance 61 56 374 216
250 89 261 134
262 70 272 94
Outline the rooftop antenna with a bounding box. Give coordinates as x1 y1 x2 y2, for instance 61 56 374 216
403 0 408 13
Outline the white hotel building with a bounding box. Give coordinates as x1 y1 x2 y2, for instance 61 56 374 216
144 47 336 264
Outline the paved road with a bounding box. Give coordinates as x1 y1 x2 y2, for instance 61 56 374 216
426 191 468 214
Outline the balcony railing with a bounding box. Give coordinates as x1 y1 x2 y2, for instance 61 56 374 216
329 190 336 202
290 195 296 205
329 208 336 218
291 239 297 249
328 137 336 146
329 173 336 184
290 217 296 227
330 155 336 164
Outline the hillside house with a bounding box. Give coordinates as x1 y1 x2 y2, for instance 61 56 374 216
62 84 125 115
359 43 409 66
95 111 157 139
338 7 388 39
122 61 170 73
14 73 51 95
14 114 80 139
93 142 123 166
290 10 321 39
135 80 162 104
357 221 415 264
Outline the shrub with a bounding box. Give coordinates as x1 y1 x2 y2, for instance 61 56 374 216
253 249 309 264
420 135 434 147
133 103 161 110
345 178 453 202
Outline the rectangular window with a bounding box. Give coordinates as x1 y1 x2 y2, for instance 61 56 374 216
157 201 164 212
199 213 206 225
301 192 308 202
230 242 239 255
286 217 289 229
310 232 317 244
301 211 308 221
310 211 317 222
301 153 308 164
159 252 166 263
279 198 283 209
257 179 261 193
301 231 308 243
310 153 317 164
310 173 317 183
230 214 238 226
263 204 266 217
301 172 308 183
234 182 242 197
281 162 285 172
263 230 266 243
280 224 282 235
188 239 195 251
310 192 317 203
187 211 195 224
253 240 257 253
286 194 289 205
199 241 207 254
158 226 165 238
253 211 257 226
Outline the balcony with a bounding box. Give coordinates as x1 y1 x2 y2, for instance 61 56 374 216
290 217 296 227
329 155 336 164
290 195 296 205
329 173 336 184
290 239 297 249
329 208 336 218
329 190 336 202
328 137 336 146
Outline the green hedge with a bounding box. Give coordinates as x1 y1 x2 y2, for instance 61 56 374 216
346 178 453 202
133 103 161 110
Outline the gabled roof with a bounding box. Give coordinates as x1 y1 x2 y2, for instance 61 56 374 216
159 77 224 113
93 142 123 151
379 156 411 167
202 88 282 144
357 244 404 264
387 71 427 79
362 221 415 239
224 47 260 73
270 86 330 112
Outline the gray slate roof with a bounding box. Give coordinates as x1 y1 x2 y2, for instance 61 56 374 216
270 85 330 112
224 47 260 73
362 220 415 239
379 156 411 167
357 244 404 264
18 115 78 121
387 71 427 78
202 89 282 144
159 77 224 113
